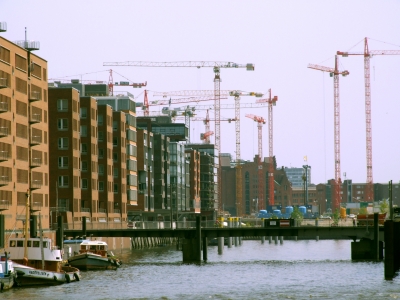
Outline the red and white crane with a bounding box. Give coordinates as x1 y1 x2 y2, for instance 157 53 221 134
245 114 266 212
337 38 400 202
255 89 278 208
308 57 349 210
103 61 255 214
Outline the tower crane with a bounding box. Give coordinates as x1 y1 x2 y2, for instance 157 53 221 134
108 69 147 96
337 37 400 202
103 61 255 214
308 56 349 210
245 114 266 213
255 89 278 207
230 90 264 217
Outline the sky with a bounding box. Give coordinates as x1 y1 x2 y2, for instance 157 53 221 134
2 1 400 185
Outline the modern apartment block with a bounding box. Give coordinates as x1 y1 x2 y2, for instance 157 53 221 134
284 167 312 187
48 88 81 226
184 149 200 214
0 34 50 230
153 133 169 212
95 94 138 207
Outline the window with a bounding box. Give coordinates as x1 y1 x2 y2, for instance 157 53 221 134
99 181 104 191
98 164 104 175
80 107 87 119
81 161 88 171
113 137 118 147
99 148 104 159
113 153 118 162
58 137 69 149
58 157 69 168
113 121 118 131
82 178 88 189
80 125 87 137
114 184 118 193
98 131 104 142
81 143 87 154
98 114 103 125
113 168 118 178
57 99 68 111
57 118 68 130
58 175 69 187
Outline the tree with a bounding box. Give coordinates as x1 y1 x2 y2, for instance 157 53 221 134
291 207 303 223
380 198 389 214
332 208 340 226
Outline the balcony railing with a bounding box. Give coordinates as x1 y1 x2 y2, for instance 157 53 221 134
30 113 41 124
0 176 9 186
0 102 8 113
98 208 107 213
0 150 9 162
31 180 42 190
29 91 41 101
0 127 9 137
0 78 7 89
113 209 120 214
31 157 42 167
31 135 42 146
31 201 42 212
81 207 90 213
0 199 10 211
50 206 69 212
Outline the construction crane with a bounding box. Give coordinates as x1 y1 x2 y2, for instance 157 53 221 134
337 37 400 202
255 89 278 208
230 90 264 217
200 131 214 143
108 69 147 96
308 57 349 210
103 61 255 214
245 114 266 213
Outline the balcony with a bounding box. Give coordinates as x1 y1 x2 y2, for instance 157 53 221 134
0 78 7 89
30 135 42 146
0 102 8 113
0 150 9 162
81 207 90 213
98 208 107 214
31 157 42 168
0 176 9 186
30 180 42 190
113 209 120 214
0 199 10 211
30 201 42 212
29 91 41 102
29 113 41 124
0 127 9 137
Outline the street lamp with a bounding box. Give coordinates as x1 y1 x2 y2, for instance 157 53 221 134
302 165 311 206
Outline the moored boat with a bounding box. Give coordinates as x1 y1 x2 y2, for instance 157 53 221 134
0 252 15 291
67 240 121 270
6 237 81 286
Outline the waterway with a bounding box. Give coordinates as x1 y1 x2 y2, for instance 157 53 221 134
3 239 400 299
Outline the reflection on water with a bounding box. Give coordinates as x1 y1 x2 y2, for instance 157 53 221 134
3 240 400 300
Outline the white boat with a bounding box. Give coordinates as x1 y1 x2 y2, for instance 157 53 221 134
0 252 15 291
6 237 81 286
67 240 121 270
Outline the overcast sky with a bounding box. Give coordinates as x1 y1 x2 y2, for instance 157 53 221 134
2 1 400 185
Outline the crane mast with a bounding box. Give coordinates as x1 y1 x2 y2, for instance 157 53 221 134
256 89 278 207
245 114 266 212
337 38 400 202
308 56 348 210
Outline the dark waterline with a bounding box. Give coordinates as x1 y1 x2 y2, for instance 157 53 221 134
3 240 400 300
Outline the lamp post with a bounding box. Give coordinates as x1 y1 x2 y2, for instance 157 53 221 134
302 164 310 206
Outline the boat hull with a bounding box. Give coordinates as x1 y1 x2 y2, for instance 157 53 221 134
0 275 15 291
13 264 81 287
68 253 119 270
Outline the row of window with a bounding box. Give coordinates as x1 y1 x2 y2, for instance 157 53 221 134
58 175 121 193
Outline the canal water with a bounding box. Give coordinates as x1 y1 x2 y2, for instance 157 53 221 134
3 239 400 299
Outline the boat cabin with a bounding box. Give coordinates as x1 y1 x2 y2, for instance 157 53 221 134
79 241 108 257
5 237 63 272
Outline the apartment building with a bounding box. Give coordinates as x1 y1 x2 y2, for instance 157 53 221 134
0 34 50 230
48 88 81 226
